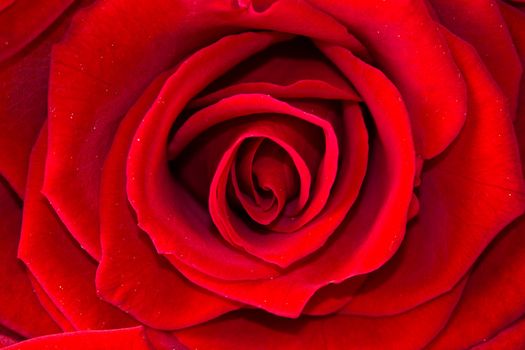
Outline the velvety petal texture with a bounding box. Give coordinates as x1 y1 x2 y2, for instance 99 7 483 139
0 180 59 338
342 27 525 316
2 327 156 350
1 0 525 349
0 0 82 196
19 127 135 330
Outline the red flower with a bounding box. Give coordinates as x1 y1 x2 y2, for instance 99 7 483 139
1 0 525 349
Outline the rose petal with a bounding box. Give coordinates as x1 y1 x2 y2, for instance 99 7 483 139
96 72 240 330
175 277 465 350
128 32 295 282
44 0 238 261
191 80 359 109
168 47 414 316
144 329 188 350
342 29 525 316
230 139 305 225
18 126 135 330
0 324 19 347
499 2 525 129
302 275 366 316
0 1 78 196
27 275 74 332
211 0 364 49
427 217 525 349
172 95 340 235
190 37 360 108
206 101 367 267
0 179 60 337
42 0 361 262
2 327 154 350
308 0 467 158
471 316 525 350
429 0 522 116
0 0 73 61
167 94 351 267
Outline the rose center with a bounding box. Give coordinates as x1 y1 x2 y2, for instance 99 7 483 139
230 138 300 226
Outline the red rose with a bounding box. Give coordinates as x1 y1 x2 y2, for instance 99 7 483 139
1 0 525 349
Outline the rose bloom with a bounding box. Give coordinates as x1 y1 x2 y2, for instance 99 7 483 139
1 0 525 349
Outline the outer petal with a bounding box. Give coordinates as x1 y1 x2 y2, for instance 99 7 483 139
500 2 525 128
43 0 360 261
0 179 59 337
0 0 73 61
44 0 221 260
343 29 525 316
96 71 240 330
428 16 525 343
175 278 465 350
429 0 522 115
0 1 80 196
18 126 135 330
2 327 154 350
472 316 525 350
307 0 467 158
427 217 525 349
27 275 74 332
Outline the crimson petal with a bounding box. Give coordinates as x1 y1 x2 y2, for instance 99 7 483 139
0 0 73 61
168 47 415 316
18 127 135 330
427 217 525 349
175 278 465 350
127 32 292 282
0 179 59 337
96 71 240 330
2 327 154 350
429 0 522 116
308 0 467 158
343 29 525 316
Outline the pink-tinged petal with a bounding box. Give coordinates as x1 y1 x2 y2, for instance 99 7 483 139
175 278 465 350
3 327 153 350
472 316 525 350
168 45 415 317
0 0 73 61
96 72 240 330
343 30 525 316
427 217 525 349
308 0 467 158
0 1 80 197
429 0 522 116
18 127 135 330
0 179 59 337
